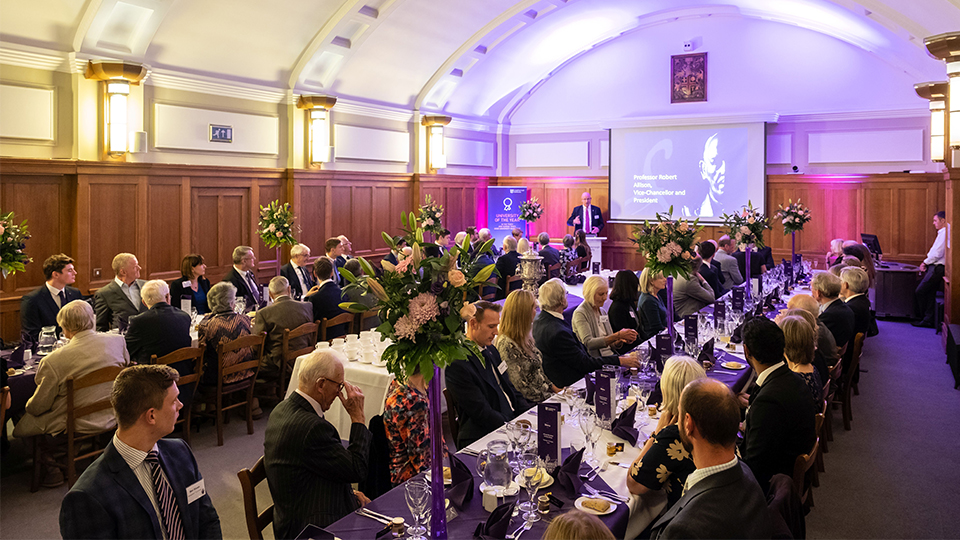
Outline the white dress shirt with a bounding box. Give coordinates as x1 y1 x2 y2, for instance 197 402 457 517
115 277 141 308
295 389 325 418
683 455 740 493
291 262 310 293
924 227 946 266
113 434 172 540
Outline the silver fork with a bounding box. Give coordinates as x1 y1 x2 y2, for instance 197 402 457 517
507 521 533 540
584 484 628 503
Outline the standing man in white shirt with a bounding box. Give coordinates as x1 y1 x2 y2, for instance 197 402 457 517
913 211 947 328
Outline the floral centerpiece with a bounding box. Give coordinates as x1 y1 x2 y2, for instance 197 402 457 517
631 206 702 336
1 211 32 278
775 198 811 234
721 201 769 298
518 197 544 222
257 200 298 249
418 194 445 237
338 210 496 540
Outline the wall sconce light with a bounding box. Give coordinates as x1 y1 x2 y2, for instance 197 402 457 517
925 33 960 156
422 115 451 171
915 81 948 162
297 95 337 164
84 61 148 156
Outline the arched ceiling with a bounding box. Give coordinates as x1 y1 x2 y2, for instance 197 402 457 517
0 0 956 121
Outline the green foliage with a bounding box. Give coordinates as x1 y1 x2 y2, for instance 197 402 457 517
630 206 703 279
257 200 298 248
0 211 32 278
720 200 770 249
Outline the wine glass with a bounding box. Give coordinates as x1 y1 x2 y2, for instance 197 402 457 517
519 453 545 522
404 479 430 540
637 380 652 426
579 410 601 466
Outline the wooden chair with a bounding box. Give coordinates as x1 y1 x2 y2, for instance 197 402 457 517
813 409 826 481
564 257 584 282
838 332 865 431
31 364 124 492
151 346 205 446
824 359 843 443
194 333 265 446
357 310 380 332
237 456 273 540
792 438 820 511
546 262 563 280
280 322 319 400
505 275 523 296
478 276 498 300
819 377 832 454
442 388 460 448
320 313 355 342
577 255 592 274
0 386 9 432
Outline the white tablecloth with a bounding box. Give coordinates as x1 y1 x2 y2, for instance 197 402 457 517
286 353 395 436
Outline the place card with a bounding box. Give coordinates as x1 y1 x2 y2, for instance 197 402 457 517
714 301 726 326
538 402 561 472
783 261 793 285
592 262 601 274
684 315 698 344
754 276 763 297
656 333 674 369
594 370 616 426
732 288 745 312
649 343 661 373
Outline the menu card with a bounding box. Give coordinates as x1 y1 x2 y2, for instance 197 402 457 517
714 301 726 326
538 402 561 471
732 288 745 312
656 333 674 366
783 261 793 285
649 343 661 373
592 262 601 274
595 371 616 426
684 315 698 344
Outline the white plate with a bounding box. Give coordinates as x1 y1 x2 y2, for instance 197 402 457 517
721 361 747 370
479 481 519 496
515 471 554 489
575 496 618 516
424 468 453 486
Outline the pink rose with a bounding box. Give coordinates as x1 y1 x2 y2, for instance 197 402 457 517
740 226 750 234
448 269 467 287
681 251 691 260
276 231 284 237
460 303 477 320
747 217 755 224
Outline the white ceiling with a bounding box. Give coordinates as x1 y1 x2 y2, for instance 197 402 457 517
0 0 956 122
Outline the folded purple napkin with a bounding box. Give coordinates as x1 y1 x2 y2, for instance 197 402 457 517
610 402 639 446
8 344 25 369
447 453 475 510
554 447 585 498
674 332 684 350
585 374 596 406
697 339 715 366
473 501 515 539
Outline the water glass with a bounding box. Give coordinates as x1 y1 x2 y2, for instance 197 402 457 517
404 479 430 540
579 410 601 466
519 453 545 522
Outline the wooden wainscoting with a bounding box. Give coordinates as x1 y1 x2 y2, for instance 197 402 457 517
416 174 492 240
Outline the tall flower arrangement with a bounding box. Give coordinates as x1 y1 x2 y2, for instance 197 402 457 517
630 206 703 279
418 194 445 237
775 198 811 234
257 200 298 248
518 197 544 223
721 200 769 250
0 211 32 278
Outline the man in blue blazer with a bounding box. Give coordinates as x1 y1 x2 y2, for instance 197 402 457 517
306 257 348 339
279 243 315 301
60 364 221 539
20 253 83 343
566 192 604 234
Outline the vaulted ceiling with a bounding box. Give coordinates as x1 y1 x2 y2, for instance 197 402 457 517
1 0 956 123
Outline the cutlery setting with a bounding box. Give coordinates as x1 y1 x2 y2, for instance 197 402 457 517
355 507 394 525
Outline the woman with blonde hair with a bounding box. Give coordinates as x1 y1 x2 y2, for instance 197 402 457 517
627 356 705 506
826 238 844 267
637 267 668 340
542 510 615 540
572 275 638 358
496 290 559 402
779 315 822 404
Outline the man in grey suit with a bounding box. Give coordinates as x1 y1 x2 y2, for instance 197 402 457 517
714 236 744 286
94 252 148 331
252 276 314 378
264 350 372 537
672 257 716 319
651 378 772 539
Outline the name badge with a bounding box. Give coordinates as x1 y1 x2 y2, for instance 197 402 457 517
186 479 206 504
182 281 191 288
498 361 508 375
599 315 609 325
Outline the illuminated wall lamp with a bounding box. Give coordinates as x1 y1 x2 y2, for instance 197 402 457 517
84 61 148 156
297 95 337 164
915 81 948 163
422 115 451 171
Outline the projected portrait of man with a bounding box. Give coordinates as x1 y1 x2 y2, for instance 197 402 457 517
684 133 725 218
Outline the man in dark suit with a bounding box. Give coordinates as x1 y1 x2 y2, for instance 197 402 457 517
740 318 817 494
650 378 771 539
253 276 314 378
566 191 604 234
495 236 522 300
840 267 871 337
532 279 638 387
325 237 344 286
94 252 148 332
812 272 854 353
425 228 450 258
20 253 83 343
306 257 348 339
60 365 221 539
221 246 265 311
279 243 315 301
342 260 381 328
125 280 192 365
335 235 353 268
264 350 372 536
537 232 561 282
445 301 530 448
732 248 765 284
698 241 725 298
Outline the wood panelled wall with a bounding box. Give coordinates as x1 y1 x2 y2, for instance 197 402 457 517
0 159 945 342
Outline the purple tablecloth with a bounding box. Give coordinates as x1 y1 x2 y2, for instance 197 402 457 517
326 449 630 539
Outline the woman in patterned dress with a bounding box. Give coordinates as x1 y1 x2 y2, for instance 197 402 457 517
496 289 560 402
383 370 445 485
196 282 254 387
627 356 705 507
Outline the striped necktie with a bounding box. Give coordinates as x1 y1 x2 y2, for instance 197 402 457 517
145 450 184 540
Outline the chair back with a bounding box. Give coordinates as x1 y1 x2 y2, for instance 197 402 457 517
792 438 819 508
442 388 460 448
358 310 380 332
359 415 393 499
64 364 126 486
218 333 266 385
281 322 318 396
478 276 498 300
152 346 205 388
546 262 562 280
505 275 523 296
842 333 866 388
320 312 355 342
237 456 273 540
0 386 9 430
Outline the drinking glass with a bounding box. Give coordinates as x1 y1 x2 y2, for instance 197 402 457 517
579 410 601 466
519 453 545 522
38 326 57 355
637 380 652 426
404 479 430 540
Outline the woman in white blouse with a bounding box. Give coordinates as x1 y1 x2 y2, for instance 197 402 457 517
572 275 638 357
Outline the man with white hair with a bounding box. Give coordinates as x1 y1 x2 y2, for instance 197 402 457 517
478 228 502 257
495 236 522 300
14 301 129 485
811 272 854 354
125 280 193 366
264 350 372 536
336 235 353 265
532 278 640 387
253 276 314 378
94 252 147 331
714 236 743 286
840 267 871 338
280 243 315 300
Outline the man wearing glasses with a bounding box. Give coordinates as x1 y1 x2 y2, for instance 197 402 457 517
264 349 373 537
